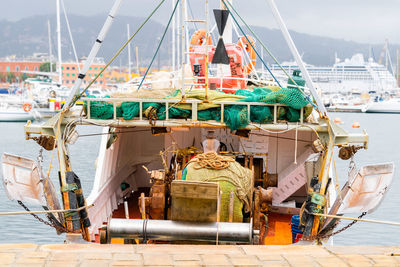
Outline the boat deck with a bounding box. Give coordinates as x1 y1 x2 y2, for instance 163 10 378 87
1 243 399 266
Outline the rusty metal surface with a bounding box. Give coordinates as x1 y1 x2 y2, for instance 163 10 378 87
2 153 46 206
337 162 394 214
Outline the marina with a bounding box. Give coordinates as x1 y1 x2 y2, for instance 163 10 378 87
0 0 400 266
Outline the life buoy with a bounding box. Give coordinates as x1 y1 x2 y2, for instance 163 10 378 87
22 103 32 112
237 36 256 74
190 29 212 50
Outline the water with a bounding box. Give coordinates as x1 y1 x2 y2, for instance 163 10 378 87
0 113 399 245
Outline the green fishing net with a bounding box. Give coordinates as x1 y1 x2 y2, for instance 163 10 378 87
84 86 312 130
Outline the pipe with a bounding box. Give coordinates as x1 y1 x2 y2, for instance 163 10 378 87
108 219 254 243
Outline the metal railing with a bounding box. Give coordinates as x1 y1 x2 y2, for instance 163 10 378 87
81 97 305 125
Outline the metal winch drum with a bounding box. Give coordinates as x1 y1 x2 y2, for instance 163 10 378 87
106 219 258 243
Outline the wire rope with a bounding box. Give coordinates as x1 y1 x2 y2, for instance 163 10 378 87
69 0 167 108
137 0 181 90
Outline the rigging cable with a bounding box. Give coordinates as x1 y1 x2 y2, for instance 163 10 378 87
221 0 282 88
70 0 168 107
61 0 81 72
221 0 317 109
137 0 181 90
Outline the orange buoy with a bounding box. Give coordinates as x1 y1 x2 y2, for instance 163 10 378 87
22 103 32 112
352 122 360 128
189 29 212 50
333 117 342 124
237 36 256 74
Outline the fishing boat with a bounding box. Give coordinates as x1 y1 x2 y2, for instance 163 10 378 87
1 0 394 245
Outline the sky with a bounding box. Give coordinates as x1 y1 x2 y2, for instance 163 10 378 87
0 0 398 44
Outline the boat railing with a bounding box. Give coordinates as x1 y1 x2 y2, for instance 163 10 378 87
81 97 306 125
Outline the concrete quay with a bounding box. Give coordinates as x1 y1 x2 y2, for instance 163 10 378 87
0 244 399 267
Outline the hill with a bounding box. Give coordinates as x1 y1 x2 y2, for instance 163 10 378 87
0 14 398 68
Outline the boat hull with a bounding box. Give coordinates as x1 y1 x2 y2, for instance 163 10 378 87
0 111 35 122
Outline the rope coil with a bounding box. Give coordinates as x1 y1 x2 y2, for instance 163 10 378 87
190 152 235 170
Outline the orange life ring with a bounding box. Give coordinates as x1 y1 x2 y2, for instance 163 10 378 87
22 103 32 112
237 36 256 73
190 29 212 50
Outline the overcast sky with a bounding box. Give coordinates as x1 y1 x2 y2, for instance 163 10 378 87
1 0 398 44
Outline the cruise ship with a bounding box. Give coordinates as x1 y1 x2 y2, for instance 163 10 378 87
270 53 398 93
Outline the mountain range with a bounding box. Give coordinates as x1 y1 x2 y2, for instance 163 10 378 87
0 14 398 69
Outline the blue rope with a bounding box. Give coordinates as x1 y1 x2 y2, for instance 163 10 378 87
137 0 180 90
221 0 282 88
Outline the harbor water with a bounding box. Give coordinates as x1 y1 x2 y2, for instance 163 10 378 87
0 112 399 245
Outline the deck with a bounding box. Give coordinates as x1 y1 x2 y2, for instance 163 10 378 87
1 243 399 266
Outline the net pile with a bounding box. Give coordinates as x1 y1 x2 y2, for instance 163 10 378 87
182 152 252 222
85 86 313 129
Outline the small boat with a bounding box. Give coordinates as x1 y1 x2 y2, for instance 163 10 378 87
0 98 41 122
363 98 400 113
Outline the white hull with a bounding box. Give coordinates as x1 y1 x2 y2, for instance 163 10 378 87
0 111 35 122
327 105 365 113
364 99 400 113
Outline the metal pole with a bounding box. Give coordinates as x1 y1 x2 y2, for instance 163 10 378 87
205 0 209 100
64 0 123 108
56 0 62 85
220 0 232 43
127 24 131 80
312 213 400 227
180 0 186 95
47 20 53 73
172 0 176 72
266 0 327 115
136 46 140 75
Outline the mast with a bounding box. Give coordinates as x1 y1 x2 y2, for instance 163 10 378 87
136 46 140 75
267 0 327 115
397 49 399 88
56 0 62 85
127 24 131 80
180 0 186 95
47 20 53 73
64 0 123 108
172 0 176 72
221 0 232 43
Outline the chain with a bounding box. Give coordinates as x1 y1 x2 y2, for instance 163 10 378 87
17 201 67 233
317 211 367 239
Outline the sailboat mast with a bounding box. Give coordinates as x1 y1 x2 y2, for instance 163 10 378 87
127 24 131 80
47 20 53 73
397 49 399 88
56 0 62 85
172 0 176 72
180 0 186 95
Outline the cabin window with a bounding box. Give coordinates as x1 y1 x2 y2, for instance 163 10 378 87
34 67 38 71
25 66 28 71
16 66 20 72
72 67 75 70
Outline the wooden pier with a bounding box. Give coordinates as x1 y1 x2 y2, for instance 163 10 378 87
0 243 399 266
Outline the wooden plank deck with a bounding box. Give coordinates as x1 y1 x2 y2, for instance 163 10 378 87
0 243 399 266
